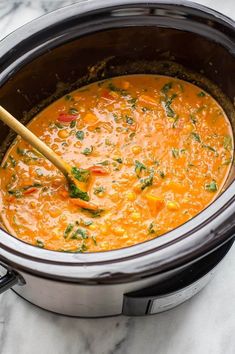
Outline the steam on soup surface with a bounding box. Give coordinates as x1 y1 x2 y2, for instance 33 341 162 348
0 75 233 252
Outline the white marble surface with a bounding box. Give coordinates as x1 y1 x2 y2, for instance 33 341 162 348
0 0 235 353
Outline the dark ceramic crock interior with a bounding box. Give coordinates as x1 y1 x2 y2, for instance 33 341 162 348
0 1 234 282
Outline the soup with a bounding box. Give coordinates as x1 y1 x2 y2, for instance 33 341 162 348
0 75 233 252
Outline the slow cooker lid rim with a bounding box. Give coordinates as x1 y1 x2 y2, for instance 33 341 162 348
0 0 234 59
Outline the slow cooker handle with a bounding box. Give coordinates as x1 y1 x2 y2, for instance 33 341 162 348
0 265 19 294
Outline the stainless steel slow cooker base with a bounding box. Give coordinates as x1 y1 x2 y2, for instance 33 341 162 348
9 242 232 317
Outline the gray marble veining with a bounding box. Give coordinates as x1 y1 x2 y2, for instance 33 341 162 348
0 1 235 353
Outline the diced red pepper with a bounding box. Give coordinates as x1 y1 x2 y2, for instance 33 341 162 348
58 113 77 122
89 166 109 175
100 89 113 100
23 188 37 195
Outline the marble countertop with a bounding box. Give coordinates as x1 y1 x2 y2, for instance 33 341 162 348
0 1 235 353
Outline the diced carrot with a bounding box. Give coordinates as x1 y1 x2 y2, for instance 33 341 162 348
69 198 99 211
89 166 109 175
83 112 98 124
59 189 69 198
121 81 130 90
146 194 165 215
139 94 157 106
58 114 77 122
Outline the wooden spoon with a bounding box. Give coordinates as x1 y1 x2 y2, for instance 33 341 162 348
0 106 98 211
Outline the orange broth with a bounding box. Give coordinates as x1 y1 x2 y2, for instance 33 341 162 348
0 75 233 252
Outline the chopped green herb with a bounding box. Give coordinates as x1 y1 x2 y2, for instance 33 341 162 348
64 223 74 238
135 160 146 178
36 239 44 248
108 82 127 96
65 94 73 101
128 98 137 109
172 148 179 158
92 235 97 245
55 122 64 129
16 148 39 161
197 91 206 97
94 186 105 195
83 220 93 226
97 160 109 166
76 242 88 253
158 170 165 178
69 184 89 201
69 108 78 115
113 113 119 123
222 157 232 165
71 228 88 240
70 120 76 128
140 169 154 190
82 146 93 155
191 132 201 143
202 144 218 154
205 180 218 192
223 135 232 151
35 168 44 176
76 130 85 140
148 222 156 234
161 82 173 95
190 114 197 125
2 162 9 169
9 156 16 167
24 183 42 190
8 189 22 198
71 167 90 183
125 116 134 125
114 158 123 164
16 147 26 155
163 93 177 118
81 208 104 218
172 115 179 128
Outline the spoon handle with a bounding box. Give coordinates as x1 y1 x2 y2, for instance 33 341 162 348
0 106 70 176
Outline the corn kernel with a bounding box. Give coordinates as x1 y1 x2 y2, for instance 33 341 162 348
131 212 141 220
126 192 136 201
132 146 142 155
126 158 133 166
88 224 96 231
49 208 62 218
109 91 119 99
97 192 105 198
100 225 108 234
184 124 193 132
167 201 180 211
58 129 69 139
30 202 36 208
113 227 125 236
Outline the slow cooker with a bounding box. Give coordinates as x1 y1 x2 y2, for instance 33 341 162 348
0 0 235 317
